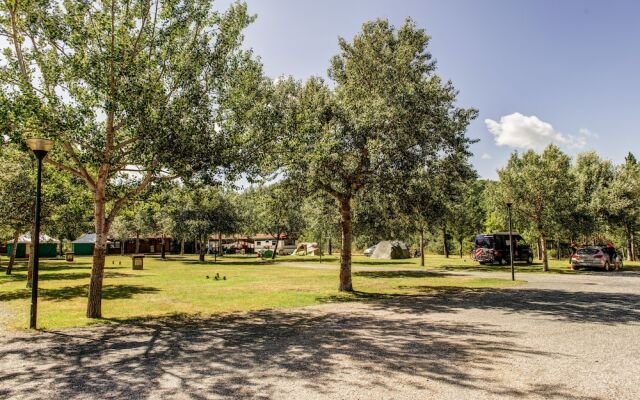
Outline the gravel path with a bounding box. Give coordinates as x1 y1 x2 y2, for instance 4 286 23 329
1 270 639 399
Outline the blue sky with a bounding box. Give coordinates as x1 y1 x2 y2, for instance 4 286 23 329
218 0 640 178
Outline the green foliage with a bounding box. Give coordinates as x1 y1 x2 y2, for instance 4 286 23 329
270 19 477 288
495 145 575 270
0 145 33 236
243 181 306 256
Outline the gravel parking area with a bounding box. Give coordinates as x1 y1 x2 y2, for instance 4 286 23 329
1 270 639 399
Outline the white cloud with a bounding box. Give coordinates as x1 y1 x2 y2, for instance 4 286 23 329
485 113 589 151
579 128 598 138
480 153 492 160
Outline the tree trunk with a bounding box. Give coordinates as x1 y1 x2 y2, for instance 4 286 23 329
328 237 332 255
6 229 20 275
198 239 205 262
556 239 561 260
218 232 223 257
271 233 280 260
442 226 449 258
59 240 64 257
161 233 166 259
135 233 140 254
120 241 125 255
420 228 425 267
630 229 636 261
87 197 108 319
180 238 185 255
338 198 353 291
537 237 543 260
540 232 549 272
459 238 464 258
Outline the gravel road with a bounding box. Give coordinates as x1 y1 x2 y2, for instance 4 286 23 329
1 270 639 399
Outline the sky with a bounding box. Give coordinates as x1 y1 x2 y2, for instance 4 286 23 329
216 0 640 179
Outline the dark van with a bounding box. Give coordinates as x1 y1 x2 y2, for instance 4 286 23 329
474 233 534 265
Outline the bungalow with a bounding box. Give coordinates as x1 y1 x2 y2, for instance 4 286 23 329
71 233 97 255
5 233 59 258
70 233 173 255
209 234 297 255
107 235 171 255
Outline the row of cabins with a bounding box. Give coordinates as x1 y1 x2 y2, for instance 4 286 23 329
3 233 297 258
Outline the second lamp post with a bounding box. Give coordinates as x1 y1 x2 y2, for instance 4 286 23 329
26 138 54 330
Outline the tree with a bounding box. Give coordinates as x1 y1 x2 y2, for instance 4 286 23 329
276 19 476 290
179 186 239 262
495 145 574 271
0 0 264 317
130 204 156 254
448 179 485 258
300 192 341 255
249 181 306 259
0 145 33 274
109 215 131 255
44 170 94 256
594 154 640 260
571 152 614 244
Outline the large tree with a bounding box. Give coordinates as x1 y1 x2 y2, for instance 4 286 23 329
495 145 574 271
571 152 614 244
276 19 476 291
0 0 264 317
594 153 640 260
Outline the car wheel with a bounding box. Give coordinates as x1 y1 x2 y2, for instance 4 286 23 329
527 254 533 264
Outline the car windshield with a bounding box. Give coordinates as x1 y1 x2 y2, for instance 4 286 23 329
577 248 599 255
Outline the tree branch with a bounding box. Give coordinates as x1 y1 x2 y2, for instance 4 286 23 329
44 159 86 181
106 170 155 229
61 142 96 188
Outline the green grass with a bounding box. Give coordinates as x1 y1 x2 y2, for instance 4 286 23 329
277 252 640 273
0 254 522 330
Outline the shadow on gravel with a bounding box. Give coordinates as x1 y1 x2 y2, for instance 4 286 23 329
0 294 608 400
326 287 640 325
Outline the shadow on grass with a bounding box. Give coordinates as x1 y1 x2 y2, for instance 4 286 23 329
180 258 274 267
0 305 589 400
354 270 457 279
352 259 418 266
0 271 138 284
0 284 159 302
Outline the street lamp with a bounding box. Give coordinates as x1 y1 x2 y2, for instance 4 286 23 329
26 138 54 329
506 202 515 281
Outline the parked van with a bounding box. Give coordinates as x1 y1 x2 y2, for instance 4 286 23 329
473 233 534 265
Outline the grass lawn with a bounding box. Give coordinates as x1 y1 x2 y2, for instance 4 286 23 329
0 254 522 330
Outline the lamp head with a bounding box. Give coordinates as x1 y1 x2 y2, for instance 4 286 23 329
26 138 54 160
26 138 54 152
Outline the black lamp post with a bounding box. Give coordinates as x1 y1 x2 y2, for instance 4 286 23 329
26 138 54 329
507 202 515 281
